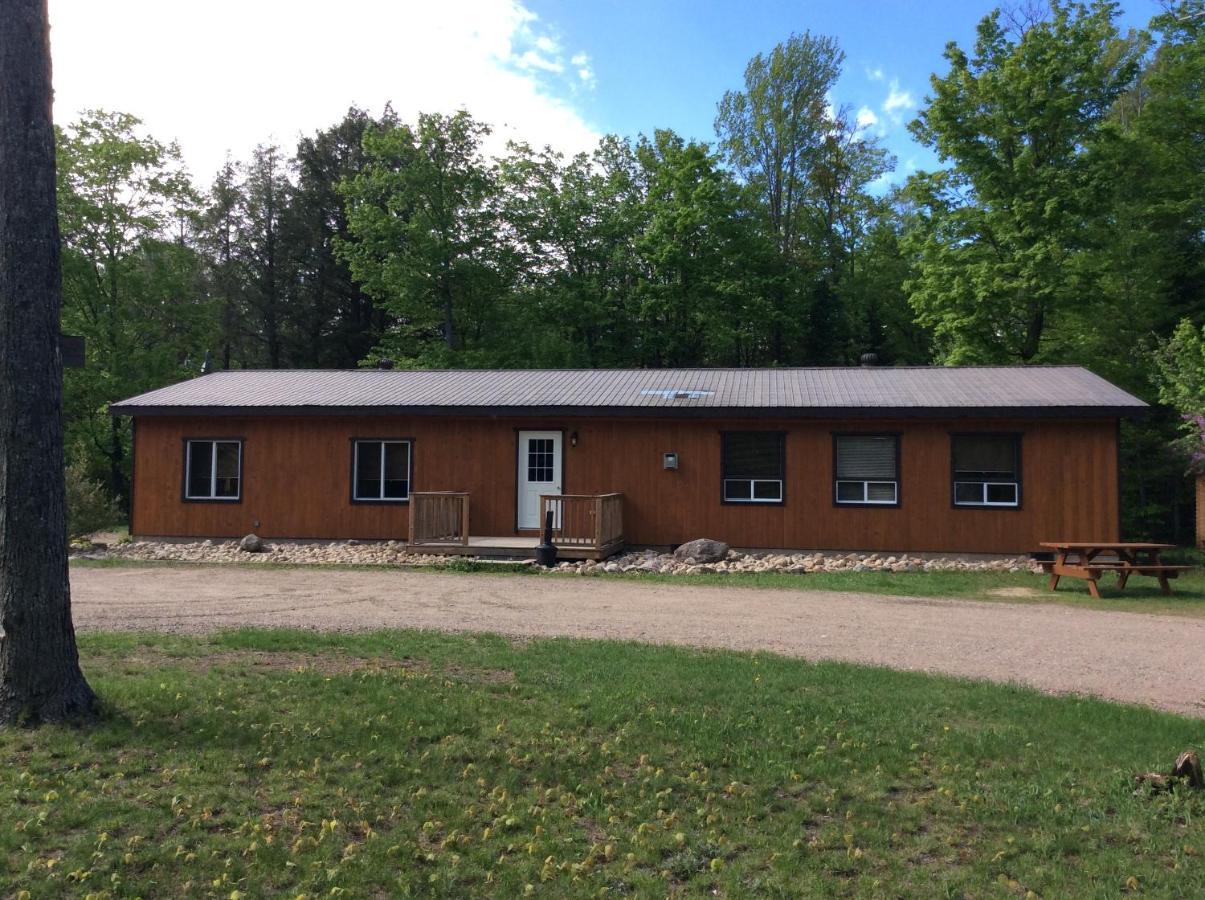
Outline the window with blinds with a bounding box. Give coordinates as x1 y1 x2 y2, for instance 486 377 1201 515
833 434 898 505
951 434 1020 507
721 432 784 503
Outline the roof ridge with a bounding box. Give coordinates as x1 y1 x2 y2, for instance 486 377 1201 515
196 364 1095 374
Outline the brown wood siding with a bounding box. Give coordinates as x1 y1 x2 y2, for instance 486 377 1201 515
130 414 1120 554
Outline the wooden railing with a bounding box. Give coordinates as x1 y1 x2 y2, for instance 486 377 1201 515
409 492 470 545
539 493 623 554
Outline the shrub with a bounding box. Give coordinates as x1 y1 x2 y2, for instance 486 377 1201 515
65 457 120 539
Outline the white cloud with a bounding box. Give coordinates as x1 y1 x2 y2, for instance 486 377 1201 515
48 0 601 183
855 106 879 131
515 49 564 73
865 65 885 82
882 78 916 120
569 51 595 89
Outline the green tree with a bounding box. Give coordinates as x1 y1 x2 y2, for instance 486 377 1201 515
715 32 843 362
57 111 212 503
631 130 774 367
197 158 251 370
286 107 396 367
340 111 511 365
497 137 645 366
1154 318 1205 474
799 111 894 363
238 144 293 368
903 1 1145 363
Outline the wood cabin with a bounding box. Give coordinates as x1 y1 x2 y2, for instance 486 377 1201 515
110 365 1146 559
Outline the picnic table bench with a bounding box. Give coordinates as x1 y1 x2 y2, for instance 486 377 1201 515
1038 542 1191 598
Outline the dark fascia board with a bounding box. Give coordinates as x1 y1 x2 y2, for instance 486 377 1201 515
109 403 1149 420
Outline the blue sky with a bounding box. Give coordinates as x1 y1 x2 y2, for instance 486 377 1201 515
50 0 1162 186
522 0 1163 185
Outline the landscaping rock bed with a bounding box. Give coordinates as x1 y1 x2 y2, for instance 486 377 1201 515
91 538 1042 575
566 548 1041 576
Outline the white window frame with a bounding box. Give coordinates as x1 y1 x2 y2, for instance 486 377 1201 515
722 478 784 503
953 480 1019 508
834 480 898 505
352 439 411 502
184 439 242 501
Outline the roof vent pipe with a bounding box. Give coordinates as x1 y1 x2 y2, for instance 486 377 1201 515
376 358 395 370
859 353 880 367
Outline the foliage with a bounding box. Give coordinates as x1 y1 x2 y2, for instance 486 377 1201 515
57 110 209 505
2 629 1201 895
1154 318 1205 472
64 453 120 539
715 31 903 363
340 111 511 364
903 1 1145 363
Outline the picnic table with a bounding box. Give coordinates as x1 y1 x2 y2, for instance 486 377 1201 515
1038 542 1190 598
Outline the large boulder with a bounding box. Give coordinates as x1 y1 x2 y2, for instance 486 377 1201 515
239 533 265 553
673 538 729 564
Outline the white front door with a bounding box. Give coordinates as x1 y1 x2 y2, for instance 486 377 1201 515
517 430 562 530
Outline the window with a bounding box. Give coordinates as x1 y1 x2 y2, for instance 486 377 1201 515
185 440 242 501
353 440 411 501
834 435 899 505
527 438 554 483
722 432 784 503
952 434 1020 507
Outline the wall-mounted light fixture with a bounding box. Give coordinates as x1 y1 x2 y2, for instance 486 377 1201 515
663 452 679 470
570 431 579 447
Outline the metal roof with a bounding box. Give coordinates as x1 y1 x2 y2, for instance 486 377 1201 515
109 366 1147 418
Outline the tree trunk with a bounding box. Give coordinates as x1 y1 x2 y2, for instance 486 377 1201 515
0 0 98 724
109 416 126 508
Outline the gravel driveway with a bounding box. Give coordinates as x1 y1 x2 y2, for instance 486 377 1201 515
71 565 1205 718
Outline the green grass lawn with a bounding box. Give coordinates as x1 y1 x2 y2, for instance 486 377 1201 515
2 630 1201 897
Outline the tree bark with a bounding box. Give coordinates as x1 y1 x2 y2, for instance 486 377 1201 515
0 0 98 724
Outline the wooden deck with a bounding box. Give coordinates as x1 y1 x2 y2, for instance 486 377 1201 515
408 535 616 561
407 491 625 561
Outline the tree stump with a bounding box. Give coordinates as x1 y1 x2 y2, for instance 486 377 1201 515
1172 750 1203 789
1135 749 1203 793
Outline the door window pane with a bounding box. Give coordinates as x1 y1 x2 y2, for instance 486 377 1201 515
527 438 554 483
